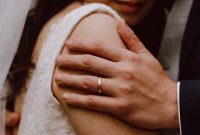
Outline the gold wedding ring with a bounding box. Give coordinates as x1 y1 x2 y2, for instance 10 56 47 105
97 77 102 94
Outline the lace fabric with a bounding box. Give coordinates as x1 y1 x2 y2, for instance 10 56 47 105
17 3 121 135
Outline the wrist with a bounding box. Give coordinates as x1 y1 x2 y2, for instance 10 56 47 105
163 80 179 128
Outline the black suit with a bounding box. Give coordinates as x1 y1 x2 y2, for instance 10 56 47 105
179 0 200 134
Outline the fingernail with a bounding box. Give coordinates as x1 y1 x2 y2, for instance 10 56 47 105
63 93 70 100
66 39 72 48
56 56 61 64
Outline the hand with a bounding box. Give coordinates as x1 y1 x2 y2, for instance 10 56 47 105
6 110 20 135
55 20 179 129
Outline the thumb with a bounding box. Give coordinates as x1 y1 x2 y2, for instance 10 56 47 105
117 19 147 53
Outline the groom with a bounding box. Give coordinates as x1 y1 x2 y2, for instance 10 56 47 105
55 0 200 134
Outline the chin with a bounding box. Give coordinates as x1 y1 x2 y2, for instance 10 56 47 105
126 19 141 26
121 15 142 26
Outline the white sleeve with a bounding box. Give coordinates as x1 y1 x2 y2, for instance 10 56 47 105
177 82 182 135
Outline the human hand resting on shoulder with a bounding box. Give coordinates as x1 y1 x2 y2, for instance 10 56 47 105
55 19 179 129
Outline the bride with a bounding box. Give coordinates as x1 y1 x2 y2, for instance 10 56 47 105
7 0 166 134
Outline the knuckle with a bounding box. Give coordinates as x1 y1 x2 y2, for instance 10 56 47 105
92 40 104 52
127 53 140 62
87 96 96 107
82 54 93 68
119 85 133 95
82 77 93 89
120 67 134 80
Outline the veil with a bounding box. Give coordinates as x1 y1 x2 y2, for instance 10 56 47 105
0 0 37 133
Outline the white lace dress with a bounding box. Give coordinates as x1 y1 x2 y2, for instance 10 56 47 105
17 3 121 135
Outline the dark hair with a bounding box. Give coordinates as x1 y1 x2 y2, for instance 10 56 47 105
8 0 73 100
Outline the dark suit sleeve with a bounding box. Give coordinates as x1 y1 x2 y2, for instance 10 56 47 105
180 80 200 135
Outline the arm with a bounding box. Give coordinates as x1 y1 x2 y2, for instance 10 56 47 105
55 18 179 129
52 13 158 135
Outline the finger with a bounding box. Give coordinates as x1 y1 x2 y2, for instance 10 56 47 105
6 111 20 127
56 54 117 77
62 93 118 114
65 39 125 62
55 74 117 96
117 19 147 53
6 128 12 135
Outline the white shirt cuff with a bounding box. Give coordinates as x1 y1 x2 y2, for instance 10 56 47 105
177 82 182 135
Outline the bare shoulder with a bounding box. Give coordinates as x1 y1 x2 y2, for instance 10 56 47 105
70 12 125 48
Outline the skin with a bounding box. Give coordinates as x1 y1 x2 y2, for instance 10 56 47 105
83 0 157 26
55 19 179 129
6 0 160 134
27 1 158 134
54 0 180 131
5 111 20 135
53 10 159 134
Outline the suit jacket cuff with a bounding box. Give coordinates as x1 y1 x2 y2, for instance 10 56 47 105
179 80 200 135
